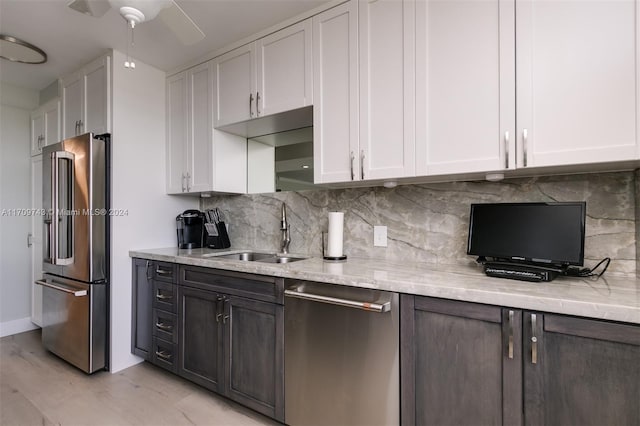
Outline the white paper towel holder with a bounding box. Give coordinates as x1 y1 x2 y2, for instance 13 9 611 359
323 254 347 262
322 231 347 262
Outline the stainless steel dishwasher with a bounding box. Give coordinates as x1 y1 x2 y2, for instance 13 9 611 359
284 279 399 426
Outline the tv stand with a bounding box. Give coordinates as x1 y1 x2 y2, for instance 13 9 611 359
482 260 563 282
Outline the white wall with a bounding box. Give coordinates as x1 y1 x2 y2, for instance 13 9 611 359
0 83 40 337
110 50 197 373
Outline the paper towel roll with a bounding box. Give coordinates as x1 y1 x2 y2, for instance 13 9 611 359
327 212 344 257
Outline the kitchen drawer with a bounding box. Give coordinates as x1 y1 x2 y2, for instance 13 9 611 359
153 309 177 343
151 337 177 373
153 262 177 283
179 265 284 304
153 280 177 313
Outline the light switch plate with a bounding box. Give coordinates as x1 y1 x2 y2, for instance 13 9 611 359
374 226 387 247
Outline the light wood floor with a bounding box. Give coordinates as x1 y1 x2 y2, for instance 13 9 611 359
0 330 278 426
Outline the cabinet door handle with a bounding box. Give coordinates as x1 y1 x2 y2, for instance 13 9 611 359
155 268 172 276
256 91 261 116
531 313 538 364
360 150 365 180
186 172 191 192
223 297 230 324
522 128 528 167
155 322 173 331
181 173 186 192
146 261 152 280
507 310 514 359
504 131 509 169
155 291 172 300
78 120 83 134
216 313 223 323
350 151 355 181
155 350 172 361
249 93 254 117
74 120 78 135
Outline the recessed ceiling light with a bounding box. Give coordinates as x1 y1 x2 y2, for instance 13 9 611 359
302 165 310 169
0 34 47 64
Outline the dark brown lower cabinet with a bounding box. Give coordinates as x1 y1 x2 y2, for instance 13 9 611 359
524 312 640 426
178 286 223 392
402 295 640 426
401 295 522 426
176 270 284 422
225 296 284 421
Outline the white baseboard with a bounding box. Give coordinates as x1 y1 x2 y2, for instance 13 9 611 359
0 317 40 338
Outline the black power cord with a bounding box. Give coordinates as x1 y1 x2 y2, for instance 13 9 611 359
564 258 611 278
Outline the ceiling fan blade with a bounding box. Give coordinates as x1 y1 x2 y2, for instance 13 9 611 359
67 0 111 18
159 1 205 45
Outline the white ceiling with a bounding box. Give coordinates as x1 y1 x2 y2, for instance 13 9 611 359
0 0 330 91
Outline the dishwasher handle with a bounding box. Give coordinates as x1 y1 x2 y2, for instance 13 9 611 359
35 279 87 297
285 287 391 313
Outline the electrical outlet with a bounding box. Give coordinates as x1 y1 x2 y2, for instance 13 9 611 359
374 226 387 247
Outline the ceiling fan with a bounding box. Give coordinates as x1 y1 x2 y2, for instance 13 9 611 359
67 0 205 46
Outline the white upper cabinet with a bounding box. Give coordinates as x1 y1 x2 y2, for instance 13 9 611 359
167 61 247 195
415 0 515 176
30 110 44 156
516 0 639 168
214 19 312 128
313 1 359 184
213 44 255 127
314 0 415 184
31 98 60 156
257 19 313 117
61 54 111 139
359 0 416 180
166 71 189 194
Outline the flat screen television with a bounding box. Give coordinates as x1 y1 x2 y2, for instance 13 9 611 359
467 202 586 267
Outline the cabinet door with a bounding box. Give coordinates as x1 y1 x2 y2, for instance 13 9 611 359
31 111 44 156
187 61 213 193
83 55 110 136
43 99 60 147
30 156 43 326
524 313 640 425
359 0 415 180
61 73 82 139
178 286 223 393
415 0 515 176
401 295 522 426
312 1 359 184
213 44 255 127
257 19 313 117
131 259 154 359
166 72 188 194
224 296 284 422
516 0 638 167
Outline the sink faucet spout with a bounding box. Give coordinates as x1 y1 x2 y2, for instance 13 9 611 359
281 203 291 254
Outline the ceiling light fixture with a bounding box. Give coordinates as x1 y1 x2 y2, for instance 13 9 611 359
0 35 47 64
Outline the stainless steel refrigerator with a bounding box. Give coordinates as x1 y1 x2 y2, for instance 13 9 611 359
36 133 109 373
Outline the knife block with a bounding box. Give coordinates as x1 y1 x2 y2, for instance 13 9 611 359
206 221 231 249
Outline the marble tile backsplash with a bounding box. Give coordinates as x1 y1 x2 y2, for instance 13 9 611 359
202 171 637 277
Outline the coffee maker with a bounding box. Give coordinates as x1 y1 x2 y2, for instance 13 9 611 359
176 210 205 249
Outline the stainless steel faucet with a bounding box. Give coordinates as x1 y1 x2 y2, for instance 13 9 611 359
280 202 291 254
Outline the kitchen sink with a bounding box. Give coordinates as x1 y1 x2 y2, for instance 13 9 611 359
256 256 306 264
209 252 275 261
206 251 307 264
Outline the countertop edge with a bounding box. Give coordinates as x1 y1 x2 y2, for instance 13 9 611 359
129 249 640 325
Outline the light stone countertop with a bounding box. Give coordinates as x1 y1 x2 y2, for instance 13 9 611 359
129 247 640 325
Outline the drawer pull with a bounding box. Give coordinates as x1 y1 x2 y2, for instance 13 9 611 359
531 313 538 364
155 350 172 361
508 310 514 359
155 268 172 276
156 291 173 300
155 322 173 332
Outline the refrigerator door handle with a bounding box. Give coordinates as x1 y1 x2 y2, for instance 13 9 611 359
35 279 87 297
52 151 75 266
